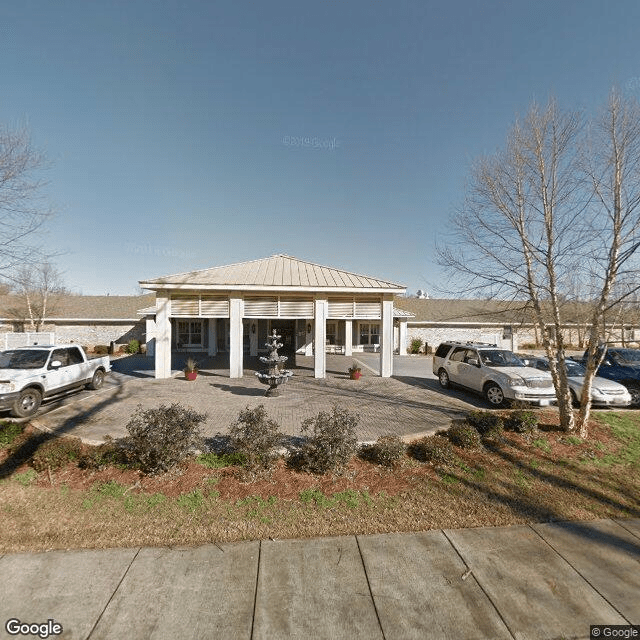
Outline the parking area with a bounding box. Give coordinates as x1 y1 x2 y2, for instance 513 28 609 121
22 354 483 445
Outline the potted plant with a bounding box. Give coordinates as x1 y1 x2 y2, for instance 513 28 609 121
184 357 199 381
348 362 362 380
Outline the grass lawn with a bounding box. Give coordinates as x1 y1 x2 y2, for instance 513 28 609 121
0 410 638 552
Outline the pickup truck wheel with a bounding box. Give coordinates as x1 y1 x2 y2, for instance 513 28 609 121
628 386 640 406
438 369 450 388
11 388 42 418
484 383 507 408
87 369 105 390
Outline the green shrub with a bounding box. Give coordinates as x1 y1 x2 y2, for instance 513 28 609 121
359 435 406 467
94 345 109 355
0 421 23 448
466 410 505 437
228 405 282 470
296 406 358 474
409 338 424 354
126 339 140 354
409 434 456 465
196 451 246 469
447 423 482 449
124 403 206 474
78 442 125 470
31 437 82 471
504 410 538 433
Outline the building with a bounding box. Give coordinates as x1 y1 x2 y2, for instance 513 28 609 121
139 255 408 379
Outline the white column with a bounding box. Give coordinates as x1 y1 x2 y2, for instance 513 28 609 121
344 319 352 356
229 297 243 378
399 319 408 356
154 294 172 379
249 321 258 356
304 320 313 356
145 316 156 357
380 296 394 377
314 298 327 378
207 319 217 356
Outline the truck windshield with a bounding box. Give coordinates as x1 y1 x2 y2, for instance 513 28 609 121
0 350 49 369
479 350 524 367
612 349 640 364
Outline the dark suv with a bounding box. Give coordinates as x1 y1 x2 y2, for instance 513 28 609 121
581 347 640 405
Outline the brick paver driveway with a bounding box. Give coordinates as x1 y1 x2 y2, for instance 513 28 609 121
29 354 482 444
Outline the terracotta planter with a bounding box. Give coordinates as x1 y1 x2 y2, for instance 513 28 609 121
185 370 198 381
349 371 362 380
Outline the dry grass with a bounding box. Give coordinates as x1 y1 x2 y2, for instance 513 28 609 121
0 410 639 552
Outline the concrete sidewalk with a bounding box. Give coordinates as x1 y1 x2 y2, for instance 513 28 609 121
1 518 638 640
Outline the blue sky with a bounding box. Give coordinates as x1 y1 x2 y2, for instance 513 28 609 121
2 0 639 295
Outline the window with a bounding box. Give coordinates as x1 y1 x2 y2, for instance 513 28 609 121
449 348 468 362
177 320 203 348
435 343 452 358
359 323 380 345
326 323 337 345
68 348 84 365
50 349 70 368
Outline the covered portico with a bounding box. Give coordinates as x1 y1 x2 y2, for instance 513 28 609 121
140 255 406 379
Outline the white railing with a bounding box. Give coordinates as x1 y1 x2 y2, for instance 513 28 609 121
1 332 55 350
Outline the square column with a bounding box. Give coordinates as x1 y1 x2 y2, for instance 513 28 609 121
344 319 353 356
145 316 156 357
249 321 258 356
207 319 217 356
229 296 243 378
154 294 172 379
304 321 313 356
398 319 408 355
314 298 327 378
380 296 394 377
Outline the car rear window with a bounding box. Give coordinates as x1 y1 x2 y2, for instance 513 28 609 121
435 343 452 358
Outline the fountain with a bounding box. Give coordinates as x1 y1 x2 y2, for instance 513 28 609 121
255 329 293 396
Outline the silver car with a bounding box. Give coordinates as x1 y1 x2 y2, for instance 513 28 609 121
531 357 631 407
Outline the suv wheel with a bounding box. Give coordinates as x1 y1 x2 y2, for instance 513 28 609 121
438 369 450 388
484 382 507 408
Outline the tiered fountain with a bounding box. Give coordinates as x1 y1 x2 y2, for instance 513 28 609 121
255 329 293 397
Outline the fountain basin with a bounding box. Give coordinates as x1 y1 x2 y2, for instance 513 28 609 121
255 370 293 397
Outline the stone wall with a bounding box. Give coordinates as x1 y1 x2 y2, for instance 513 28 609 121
41 321 146 348
406 326 512 353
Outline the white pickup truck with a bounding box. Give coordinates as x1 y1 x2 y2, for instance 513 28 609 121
0 345 111 418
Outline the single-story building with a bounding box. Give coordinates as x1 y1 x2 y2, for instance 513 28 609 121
394 297 640 352
139 254 410 379
0 294 153 350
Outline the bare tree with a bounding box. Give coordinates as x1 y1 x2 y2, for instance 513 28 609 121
577 91 640 434
439 93 640 436
6 262 66 331
0 124 52 271
439 100 584 431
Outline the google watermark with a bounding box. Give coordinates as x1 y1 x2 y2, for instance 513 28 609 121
5 618 63 638
282 135 340 150
125 242 197 260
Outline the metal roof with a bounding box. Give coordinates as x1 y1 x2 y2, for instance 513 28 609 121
140 254 406 293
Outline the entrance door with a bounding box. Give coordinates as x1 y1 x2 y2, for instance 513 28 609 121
270 320 296 356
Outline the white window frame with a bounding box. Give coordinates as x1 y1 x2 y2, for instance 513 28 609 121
359 322 380 345
176 319 203 349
